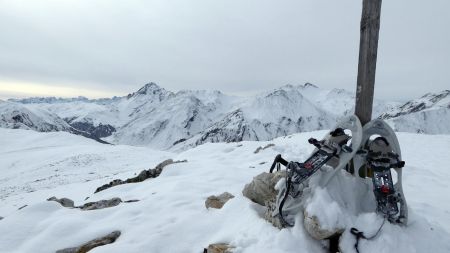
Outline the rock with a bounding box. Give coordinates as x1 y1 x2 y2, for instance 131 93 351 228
79 198 122 211
205 192 235 209
48 196 136 211
242 171 285 206
263 209 284 229
55 247 78 253
123 199 140 203
94 179 124 193
94 159 187 193
47 196 75 208
56 230 121 253
253 143 275 154
303 210 344 240
204 243 235 253
17 205 28 210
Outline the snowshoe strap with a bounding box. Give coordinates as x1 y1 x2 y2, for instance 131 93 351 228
330 127 345 137
278 176 294 227
350 218 386 253
269 154 288 173
350 227 366 253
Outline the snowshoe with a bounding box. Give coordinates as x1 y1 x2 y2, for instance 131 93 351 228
268 115 363 226
352 119 408 225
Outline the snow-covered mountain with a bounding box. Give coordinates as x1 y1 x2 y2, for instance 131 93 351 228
0 100 72 132
2 83 449 149
0 100 112 143
9 96 120 104
380 90 450 134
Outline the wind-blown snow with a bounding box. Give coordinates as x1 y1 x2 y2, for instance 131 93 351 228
0 128 449 252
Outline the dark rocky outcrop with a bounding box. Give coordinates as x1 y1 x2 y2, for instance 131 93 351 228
68 121 116 139
94 159 187 193
205 192 234 209
56 230 121 253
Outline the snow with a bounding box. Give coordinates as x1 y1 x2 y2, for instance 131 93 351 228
1 128 450 252
4 83 449 149
0 101 71 132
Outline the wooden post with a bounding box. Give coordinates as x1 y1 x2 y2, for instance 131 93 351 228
355 0 382 125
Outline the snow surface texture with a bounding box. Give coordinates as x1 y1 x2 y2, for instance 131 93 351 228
4 83 449 149
1 129 449 252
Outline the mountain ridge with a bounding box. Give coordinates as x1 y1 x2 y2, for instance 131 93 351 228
2 82 449 149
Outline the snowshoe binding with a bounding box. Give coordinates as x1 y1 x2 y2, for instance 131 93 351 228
268 115 363 227
352 119 408 225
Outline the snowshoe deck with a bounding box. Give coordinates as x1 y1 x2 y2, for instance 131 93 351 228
352 119 408 225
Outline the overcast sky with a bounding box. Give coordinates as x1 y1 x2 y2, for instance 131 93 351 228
0 0 448 101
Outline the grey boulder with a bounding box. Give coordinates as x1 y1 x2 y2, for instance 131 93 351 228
205 192 235 209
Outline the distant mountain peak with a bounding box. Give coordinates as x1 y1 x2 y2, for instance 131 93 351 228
304 82 318 88
135 82 165 95
127 82 170 100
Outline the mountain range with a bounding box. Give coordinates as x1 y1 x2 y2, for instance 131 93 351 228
1 83 449 150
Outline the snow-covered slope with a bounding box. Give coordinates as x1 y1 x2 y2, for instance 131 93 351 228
0 128 449 252
109 84 233 149
381 90 450 134
0 100 72 132
188 85 336 149
5 83 449 148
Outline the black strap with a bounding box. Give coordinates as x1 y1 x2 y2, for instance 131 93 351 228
278 177 294 227
350 228 366 253
269 154 288 173
350 218 386 253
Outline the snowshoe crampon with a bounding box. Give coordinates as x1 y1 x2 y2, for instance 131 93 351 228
268 115 363 226
352 119 408 225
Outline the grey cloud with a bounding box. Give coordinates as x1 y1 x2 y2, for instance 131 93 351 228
0 0 448 100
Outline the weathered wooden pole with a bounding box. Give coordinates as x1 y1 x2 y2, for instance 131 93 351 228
355 0 382 125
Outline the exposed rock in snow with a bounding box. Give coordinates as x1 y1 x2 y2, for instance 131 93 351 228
242 171 285 206
253 143 275 154
205 192 235 209
55 230 121 253
94 159 187 193
303 210 345 240
47 196 75 208
204 243 235 253
18 205 28 210
79 197 122 211
49 196 139 210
